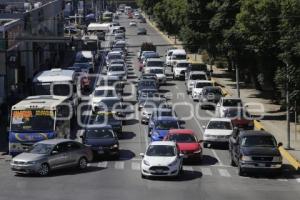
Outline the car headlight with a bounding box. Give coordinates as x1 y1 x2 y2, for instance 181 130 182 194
202 98 208 102
273 156 282 162
27 161 38 165
168 160 178 167
110 144 119 149
241 155 252 161
143 160 150 166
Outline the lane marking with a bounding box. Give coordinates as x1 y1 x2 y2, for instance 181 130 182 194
114 161 125 169
277 179 288 182
131 162 141 170
211 149 224 167
183 166 194 172
296 178 300 183
131 158 142 161
218 169 231 177
97 161 108 168
201 167 212 176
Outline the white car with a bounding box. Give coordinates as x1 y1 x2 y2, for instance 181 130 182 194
91 86 121 112
203 118 234 147
144 67 166 84
216 97 243 117
186 71 208 94
173 60 190 79
129 20 137 26
191 80 213 101
107 64 127 81
140 141 183 178
165 48 177 66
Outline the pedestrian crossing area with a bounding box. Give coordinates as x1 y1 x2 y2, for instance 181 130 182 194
86 160 300 183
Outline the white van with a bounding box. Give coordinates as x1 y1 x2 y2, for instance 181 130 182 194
170 49 187 69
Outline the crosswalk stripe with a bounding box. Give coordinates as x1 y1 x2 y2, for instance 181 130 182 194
183 166 193 171
201 167 212 176
97 161 108 168
131 162 141 170
114 161 125 169
218 169 231 177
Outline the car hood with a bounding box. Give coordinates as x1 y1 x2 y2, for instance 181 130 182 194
174 67 186 71
204 94 222 100
85 138 117 147
13 153 47 162
156 74 166 79
142 108 154 114
192 88 203 94
144 156 177 166
177 143 200 151
241 146 281 157
108 71 125 75
204 129 233 136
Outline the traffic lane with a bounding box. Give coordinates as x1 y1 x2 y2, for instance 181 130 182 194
1 161 300 200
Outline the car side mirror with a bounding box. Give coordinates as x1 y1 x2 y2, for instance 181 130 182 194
278 142 283 147
139 153 145 157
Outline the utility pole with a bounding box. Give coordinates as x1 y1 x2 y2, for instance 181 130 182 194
286 61 291 149
233 60 240 98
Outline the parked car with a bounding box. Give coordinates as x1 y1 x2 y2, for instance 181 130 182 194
164 129 202 161
80 125 120 159
140 141 183 178
10 139 93 176
203 118 234 147
229 130 282 176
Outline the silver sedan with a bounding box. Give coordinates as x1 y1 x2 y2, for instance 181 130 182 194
10 139 93 176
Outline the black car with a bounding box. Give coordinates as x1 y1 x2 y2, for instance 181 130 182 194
229 130 282 176
137 27 147 35
199 86 223 109
91 112 123 135
81 125 120 159
140 17 146 23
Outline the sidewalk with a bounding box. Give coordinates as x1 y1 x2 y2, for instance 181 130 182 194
144 14 300 168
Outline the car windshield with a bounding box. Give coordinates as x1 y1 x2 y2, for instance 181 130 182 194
223 99 242 107
195 82 212 88
150 69 163 74
203 88 222 95
94 89 115 97
147 61 163 67
145 53 160 59
111 61 124 65
99 99 121 109
86 128 114 139
177 63 189 68
146 145 176 157
109 65 124 71
156 120 179 130
207 121 232 130
190 74 206 80
224 109 251 118
75 55 92 63
173 54 186 60
73 63 90 69
30 143 54 154
241 136 277 147
108 54 122 60
168 134 196 143
159 111 173 117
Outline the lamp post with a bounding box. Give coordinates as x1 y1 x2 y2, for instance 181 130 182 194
285 61 291 149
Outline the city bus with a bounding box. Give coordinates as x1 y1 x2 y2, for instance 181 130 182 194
32 68 80 113
9 95 71 155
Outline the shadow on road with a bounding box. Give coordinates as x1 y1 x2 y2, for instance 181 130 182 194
147 170 202 182
119 131 136 140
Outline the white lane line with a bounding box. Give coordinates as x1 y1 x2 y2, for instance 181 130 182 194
201 167 212 176
211 149 224 166
277 179 288 182
114 161 125 170
97 161 108 168
144 126 149 149
183 166 194 172
296 178 300 183
131 162 141 170
218 169 231 177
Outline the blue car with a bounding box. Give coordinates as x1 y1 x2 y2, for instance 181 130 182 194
148 116 182 141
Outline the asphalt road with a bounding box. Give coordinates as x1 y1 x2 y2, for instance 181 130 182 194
0 14 300 200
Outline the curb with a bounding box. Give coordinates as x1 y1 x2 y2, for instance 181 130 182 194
278 147 300 170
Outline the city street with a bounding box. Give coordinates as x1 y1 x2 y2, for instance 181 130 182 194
0 13 300 200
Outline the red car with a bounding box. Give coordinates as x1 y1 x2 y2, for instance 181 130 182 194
224 108 254 130
164 129 202 161
128 13 133 19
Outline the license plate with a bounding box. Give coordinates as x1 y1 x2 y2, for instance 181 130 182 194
97 150 104 154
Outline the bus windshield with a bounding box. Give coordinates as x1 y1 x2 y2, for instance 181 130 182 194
33 83 72 96
11 110 55 132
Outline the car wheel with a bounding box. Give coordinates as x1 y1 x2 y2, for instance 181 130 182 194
38 163 50 176
78 157 88 170
203 142 208 148
141 173 146 179
238 164 244 176
180 165 184 174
